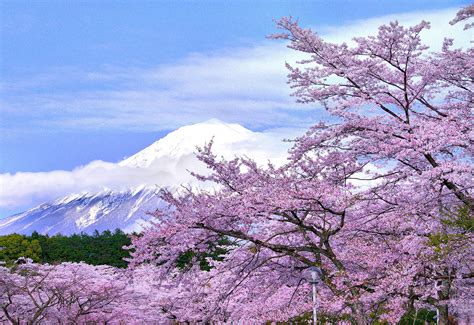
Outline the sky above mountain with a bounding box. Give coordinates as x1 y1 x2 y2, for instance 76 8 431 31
0 0 471 216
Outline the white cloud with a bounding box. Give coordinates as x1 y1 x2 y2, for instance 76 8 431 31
2 7 469 132
318 7 470 49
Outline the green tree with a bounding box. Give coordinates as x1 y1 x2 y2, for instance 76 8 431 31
0 234 42 265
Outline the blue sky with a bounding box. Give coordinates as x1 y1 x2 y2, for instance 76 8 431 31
0 0 471 216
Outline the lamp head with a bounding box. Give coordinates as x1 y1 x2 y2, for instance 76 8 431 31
305 266 322 283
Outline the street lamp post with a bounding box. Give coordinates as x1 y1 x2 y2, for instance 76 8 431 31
307 266 322 325
0 246 5 266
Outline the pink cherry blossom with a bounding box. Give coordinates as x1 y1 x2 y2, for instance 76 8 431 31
131 6 473 324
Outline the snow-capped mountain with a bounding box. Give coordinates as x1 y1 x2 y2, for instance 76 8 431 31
0 186 162 235
0 119 290 235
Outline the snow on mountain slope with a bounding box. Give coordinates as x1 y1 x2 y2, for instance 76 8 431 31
0 186 162 235
120 119 254 168
0 119 292 235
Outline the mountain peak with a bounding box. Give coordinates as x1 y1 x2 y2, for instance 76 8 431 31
201 118 225 124
119 119 254 168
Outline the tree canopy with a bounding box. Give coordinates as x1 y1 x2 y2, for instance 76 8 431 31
130 6 474 324
0 229 132 268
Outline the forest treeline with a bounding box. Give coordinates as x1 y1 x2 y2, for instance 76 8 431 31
0 229 132 268
0 230 229 270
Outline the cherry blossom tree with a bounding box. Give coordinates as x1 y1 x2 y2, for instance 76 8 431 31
131 6 473 324
3 6 471 325
0 259 176 324
0 260 127 323
450 3 474 30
